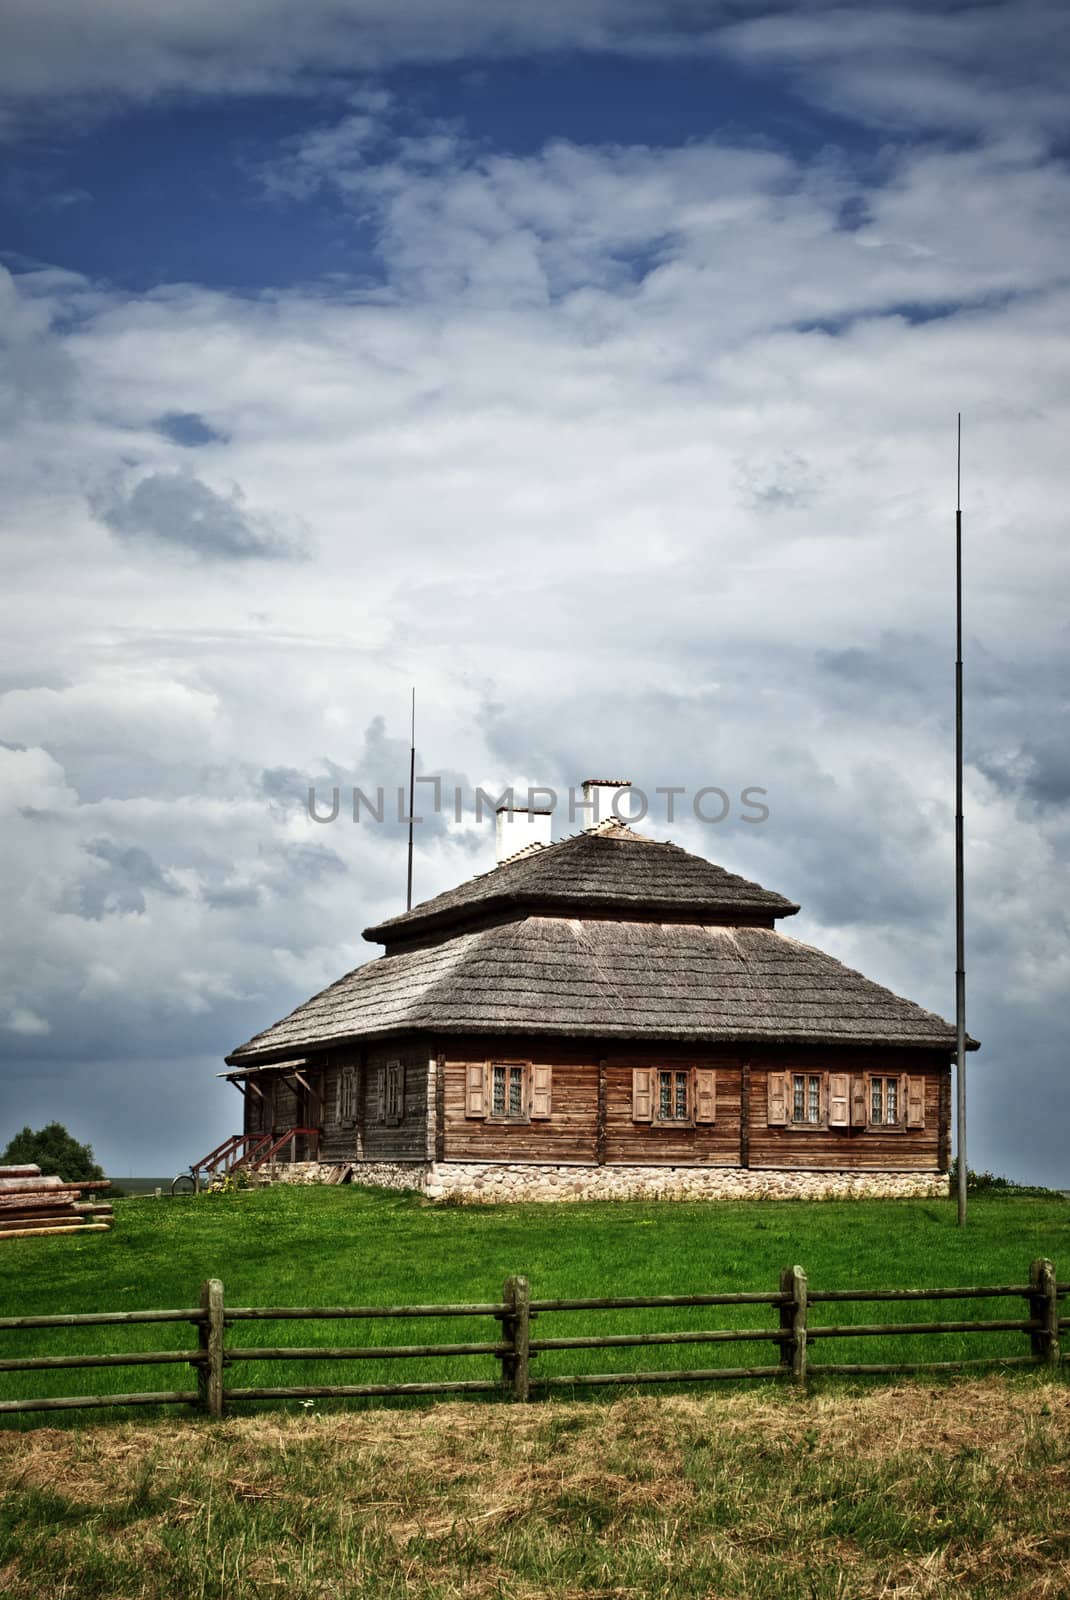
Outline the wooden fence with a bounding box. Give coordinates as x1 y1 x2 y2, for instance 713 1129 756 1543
0 1259 1065 1418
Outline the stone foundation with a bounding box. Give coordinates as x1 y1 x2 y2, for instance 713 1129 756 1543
345 1161 430 1193
256 1160 428 1191
262 1159 947 1203
423 1164 946 1202
253 1160 335 1186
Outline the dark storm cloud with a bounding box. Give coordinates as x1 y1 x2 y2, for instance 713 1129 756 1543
266 717 479 851
977 736 1070 813
200 841 347 908
152 411 227 448
92 470 303 561
202 883 262 909
77 837 185 919
272 841 349 883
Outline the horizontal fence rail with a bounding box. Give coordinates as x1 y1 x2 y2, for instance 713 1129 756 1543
0 1259 1063 1418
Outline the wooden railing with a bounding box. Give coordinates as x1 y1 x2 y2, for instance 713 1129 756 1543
0 1260 1064 1418
243 1127 321 1170
175 1128 321 1192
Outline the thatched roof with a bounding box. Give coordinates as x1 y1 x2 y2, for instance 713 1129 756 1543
227 914 967 1066
364 820 798 945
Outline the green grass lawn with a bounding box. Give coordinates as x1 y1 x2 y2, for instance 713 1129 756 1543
1 1186 1066 1423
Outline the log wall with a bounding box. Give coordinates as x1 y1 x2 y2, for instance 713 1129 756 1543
747 1045 949 1173
240 1035 951 1179
439 1035 950 1173
242 1047 432 1165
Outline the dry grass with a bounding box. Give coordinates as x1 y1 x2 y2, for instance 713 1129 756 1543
1 1377 1068 1598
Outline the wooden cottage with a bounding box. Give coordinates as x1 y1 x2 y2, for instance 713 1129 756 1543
223 813 973 1200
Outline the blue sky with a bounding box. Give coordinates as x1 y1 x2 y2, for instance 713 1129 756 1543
3 55 865 292
2 0 1068 1182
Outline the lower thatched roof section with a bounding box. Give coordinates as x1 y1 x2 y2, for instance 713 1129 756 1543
227 916 964 1065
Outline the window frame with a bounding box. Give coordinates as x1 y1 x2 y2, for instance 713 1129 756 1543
632 1065 717 1127
768 1069 922 1133
378 1059 404 1127
789 1070 826 1129
653 1066 694 1127
486 1060 531 1124
337 1066 357 1128
464 1060 552 1121
865 1072 906 1133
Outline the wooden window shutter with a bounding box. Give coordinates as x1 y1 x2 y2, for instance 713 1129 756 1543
632 1068 653 1123
465 1063 487 1119
385 1060 404 1124
375 1065 386 1124
530 1064 552 1120
766 1072 788 1126
905 1075 925 1129
850 1076 868 1128
828 1073 850 1128
694 1068 717 1124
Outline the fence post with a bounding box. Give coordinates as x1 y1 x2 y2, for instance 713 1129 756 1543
779 1265 808 1386
501 1274 531 1401
198 1278 226 1418
1028 1258 1060 1369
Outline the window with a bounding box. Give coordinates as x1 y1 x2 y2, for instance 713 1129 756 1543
385 1061 404 1123
869 1075 901 1128
768 1071 926 1132
792 1073 823 1126
465 1062 552 1121
337 1067 357 1127
659 1068 690 1122
632 1067 716 1125
376 1060 404 1125
493 1062 526 1119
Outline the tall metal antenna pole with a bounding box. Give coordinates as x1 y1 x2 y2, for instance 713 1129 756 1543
955 415 968 1226
406 688 416 912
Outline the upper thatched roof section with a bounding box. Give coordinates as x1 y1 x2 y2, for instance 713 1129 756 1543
364 820 799 945
227 915 967 1066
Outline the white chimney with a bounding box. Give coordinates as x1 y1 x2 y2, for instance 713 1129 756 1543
495 805 553 865
579 777 633 829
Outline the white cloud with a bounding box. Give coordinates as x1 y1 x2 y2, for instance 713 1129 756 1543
0 0 1066 157
4 1008 52 1037
718 1 1070 137
2 105 1068 1178
0 0 691 122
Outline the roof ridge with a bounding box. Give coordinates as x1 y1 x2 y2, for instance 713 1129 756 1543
495 838 550 868
363 819 799 943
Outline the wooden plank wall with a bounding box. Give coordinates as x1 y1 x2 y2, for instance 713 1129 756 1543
240 1047 430 1164
603 1051 740 1168
747 1047 949 1173
300 1045 432 1163
440 1035 951 1172
443 1041 600 1165
361 1042 429 1161
239 1037 952 1174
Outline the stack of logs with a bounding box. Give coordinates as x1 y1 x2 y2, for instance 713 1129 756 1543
0 1165 112 1240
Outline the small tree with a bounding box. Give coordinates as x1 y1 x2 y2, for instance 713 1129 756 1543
1 1123 106 1185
